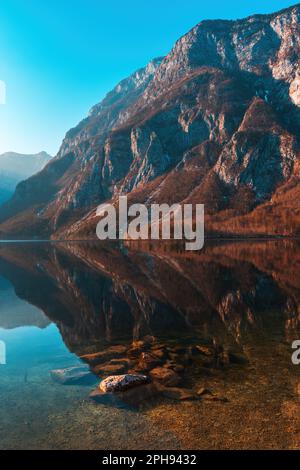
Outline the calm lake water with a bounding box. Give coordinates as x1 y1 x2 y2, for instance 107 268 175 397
0 240 300 450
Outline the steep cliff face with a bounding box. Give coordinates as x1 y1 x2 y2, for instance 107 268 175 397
2 4 300 238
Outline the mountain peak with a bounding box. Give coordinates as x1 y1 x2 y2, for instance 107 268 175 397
1 4 300 238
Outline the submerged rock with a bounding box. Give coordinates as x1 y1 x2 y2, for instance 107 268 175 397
158 385 197 401
110 358 132 366
197 387 213 397
137 352 161 371
163 360 184 373
50 365 96 386
80 345 127 365
143 335 156 345
194 345 213 357
151 348 167 360
128 343 145 359
99 374 149 393
150 367 181 387
93 362 126 376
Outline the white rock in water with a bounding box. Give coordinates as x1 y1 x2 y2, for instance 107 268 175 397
99 374 149 393
50 364 96 385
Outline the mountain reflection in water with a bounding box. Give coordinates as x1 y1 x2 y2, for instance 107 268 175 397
0 240 300 450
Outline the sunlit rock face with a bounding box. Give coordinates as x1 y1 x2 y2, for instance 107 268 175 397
2 5 300 237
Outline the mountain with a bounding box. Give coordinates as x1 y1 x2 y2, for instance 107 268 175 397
0 151 52 205
1 4 300 238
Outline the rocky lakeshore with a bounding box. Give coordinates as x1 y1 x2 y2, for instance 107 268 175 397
3 324 299 450
50 335 248 409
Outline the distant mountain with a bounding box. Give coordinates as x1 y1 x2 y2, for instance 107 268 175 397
0 151 52 205
1 4 300 238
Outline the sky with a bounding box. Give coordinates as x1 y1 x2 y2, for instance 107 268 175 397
0 0 298 156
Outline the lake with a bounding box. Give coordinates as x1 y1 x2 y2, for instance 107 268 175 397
0 240 300 449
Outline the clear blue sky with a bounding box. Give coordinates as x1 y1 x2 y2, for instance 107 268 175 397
0 0 297 156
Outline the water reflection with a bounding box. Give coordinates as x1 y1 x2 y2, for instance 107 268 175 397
0 240 300 449
0 240 298 347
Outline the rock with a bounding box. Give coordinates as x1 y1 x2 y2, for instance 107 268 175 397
143 335 156 344
197 387 213 397
90 388 108 400
132 340 145 349
127 368 140 375
158 386 197 401
93 362 126 376
99 374 149 393
152 343 167 350
151 348 167 360
194 345 213 357
80 345 127 365
110 358 132 366
128 342 145 358
163 361 184 373
80 351 108 365
108 345 127 355
50 365 97 386
150 367 181 387
137 352 161 371
197 387 229 402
